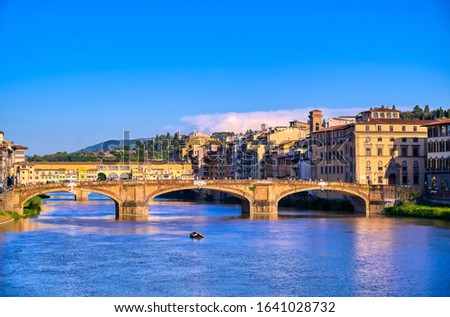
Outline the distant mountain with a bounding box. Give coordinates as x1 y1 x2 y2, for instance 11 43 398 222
76 138 152 153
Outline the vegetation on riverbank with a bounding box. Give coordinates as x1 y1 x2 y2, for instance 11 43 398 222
0 211 21 223
0 196 44 223
23 196 43 218
279 196 354 212
383 204 450 220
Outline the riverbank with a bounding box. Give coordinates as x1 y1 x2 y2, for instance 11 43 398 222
0 196 44 224
383 204 450 220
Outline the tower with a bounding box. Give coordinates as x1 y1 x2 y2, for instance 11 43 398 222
309 110 323 132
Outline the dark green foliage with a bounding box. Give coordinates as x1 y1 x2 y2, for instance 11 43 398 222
278 196 355 212
23 196 42 218
28 151 102 162
400 104 449 120
384 205 450 220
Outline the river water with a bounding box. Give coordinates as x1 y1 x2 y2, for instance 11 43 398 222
1 193 449 297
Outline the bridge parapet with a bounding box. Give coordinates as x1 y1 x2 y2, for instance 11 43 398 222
1 180 395 219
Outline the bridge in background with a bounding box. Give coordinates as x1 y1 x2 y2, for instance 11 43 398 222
1 180 413 220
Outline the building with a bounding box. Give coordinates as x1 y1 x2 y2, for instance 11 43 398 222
309 108 430 187
422 119 450 190
0 131 28 187
327 116 356 127
241 123 308 179
15 161 194 185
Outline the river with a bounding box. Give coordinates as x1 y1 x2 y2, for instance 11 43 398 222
1 193 449 296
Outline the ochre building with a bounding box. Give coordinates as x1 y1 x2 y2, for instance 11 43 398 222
15 161 194 185
309 108 431 187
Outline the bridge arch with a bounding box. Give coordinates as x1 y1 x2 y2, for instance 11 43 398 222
275 185 370 214
18 186 124 217
146 185 253 214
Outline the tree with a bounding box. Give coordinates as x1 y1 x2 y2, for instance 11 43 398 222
412 105 423 119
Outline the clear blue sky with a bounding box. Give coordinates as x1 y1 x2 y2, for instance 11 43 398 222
1 0 449 154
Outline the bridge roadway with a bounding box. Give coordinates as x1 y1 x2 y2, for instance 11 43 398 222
2 179 387 220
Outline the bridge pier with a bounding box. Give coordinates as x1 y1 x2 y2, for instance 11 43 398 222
247 201 278 216
117 201 149 221
367 202 385 216
244 183 278 217
73 190 90 202
1 191 22 215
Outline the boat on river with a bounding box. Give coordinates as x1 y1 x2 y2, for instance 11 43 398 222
189 230 205 239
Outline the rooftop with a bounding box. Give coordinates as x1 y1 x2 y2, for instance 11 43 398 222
421 118 450 127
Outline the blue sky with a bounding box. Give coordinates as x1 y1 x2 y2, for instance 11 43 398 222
1 0 449 154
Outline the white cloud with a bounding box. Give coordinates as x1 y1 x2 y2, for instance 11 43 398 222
180 107 365 133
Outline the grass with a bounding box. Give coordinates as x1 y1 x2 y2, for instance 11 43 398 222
383 204 450 220
0 211 21 223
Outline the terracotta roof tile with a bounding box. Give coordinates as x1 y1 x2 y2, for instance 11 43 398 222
421 119 450 127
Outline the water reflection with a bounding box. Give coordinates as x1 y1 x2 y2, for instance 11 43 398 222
0 194 449 296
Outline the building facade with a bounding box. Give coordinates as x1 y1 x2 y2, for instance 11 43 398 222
0 131 28 187
423 119 450 190
309 108 430 187
15 161 194 185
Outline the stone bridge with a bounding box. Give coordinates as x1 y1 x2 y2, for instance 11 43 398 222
1 180 389 220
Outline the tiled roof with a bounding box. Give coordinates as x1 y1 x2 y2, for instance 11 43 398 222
421 119 450 127
361 107 401 112
362 118 434 125
311 123 354 133
13 144 28 149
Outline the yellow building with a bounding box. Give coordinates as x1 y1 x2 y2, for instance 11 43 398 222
15 161 193 185
309 108 431 187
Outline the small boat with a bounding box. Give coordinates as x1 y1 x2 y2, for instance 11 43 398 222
189 230 205 239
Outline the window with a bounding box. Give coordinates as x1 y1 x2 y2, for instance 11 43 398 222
378 176 383 184
413 126 417 132
378 148 383 156
402 175 408 185
413 175 419 185
390 126 394 132
402 138 407 142
413 138 418 143
412 147 419 157
402 161 407 172
374 113 379 118
380 112 385 118
366 161 371 172
366 126 370 131
401 146 408 157
366 148 371 156
378 161 383 171
413 161 419 173
377 125 382 132
402 126 406 132
390 137 395 142
378 138 382 142
393 113 398 118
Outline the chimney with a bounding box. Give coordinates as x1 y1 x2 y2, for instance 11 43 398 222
261 123 266 131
